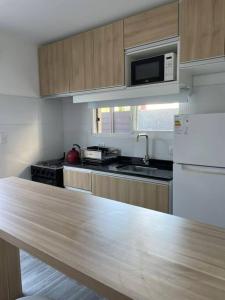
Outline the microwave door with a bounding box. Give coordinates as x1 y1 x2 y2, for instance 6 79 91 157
131 55 164 86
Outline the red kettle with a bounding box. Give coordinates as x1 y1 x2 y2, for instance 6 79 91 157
66 144 81 164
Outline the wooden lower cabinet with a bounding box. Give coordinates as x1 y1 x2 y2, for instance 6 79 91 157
92 173 169 213
63 167 92 191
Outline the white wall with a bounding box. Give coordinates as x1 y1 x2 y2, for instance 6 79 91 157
0 29 39 97
0 30 64 179
62 74 225 161
0 95 63 178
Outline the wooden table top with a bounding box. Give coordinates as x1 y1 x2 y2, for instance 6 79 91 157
0 177 225 300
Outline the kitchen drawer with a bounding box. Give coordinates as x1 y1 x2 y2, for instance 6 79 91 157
63 167 92 191
92 172 169 213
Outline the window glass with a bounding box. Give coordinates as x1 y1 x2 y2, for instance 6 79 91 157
94 103 179 134
136 103 179 131
97 107 111 134
113 106 131 133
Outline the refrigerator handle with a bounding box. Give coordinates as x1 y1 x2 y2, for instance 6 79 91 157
180 164 225 176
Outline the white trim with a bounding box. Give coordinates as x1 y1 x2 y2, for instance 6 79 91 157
125 37 179 53
65 186 92 194
193 72 225 87
73 81 183 104
63 166 92 173
180 56 225 76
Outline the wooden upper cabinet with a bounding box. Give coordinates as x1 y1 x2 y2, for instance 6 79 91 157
70 34 85 92
93 20 124 89
70 22 124 92
180 0 225 63
39 46 49 96
70 31 95 91
39 39 70 96
84 31 95 90
124 2 178 49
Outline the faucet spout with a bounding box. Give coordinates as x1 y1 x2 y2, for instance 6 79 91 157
136 133 150 165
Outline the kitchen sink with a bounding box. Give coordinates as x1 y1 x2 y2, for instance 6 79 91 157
117 164 159 176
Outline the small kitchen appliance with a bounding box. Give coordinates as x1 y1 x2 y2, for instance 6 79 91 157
66 144 81 164
131 52 176 86
83 146 120 164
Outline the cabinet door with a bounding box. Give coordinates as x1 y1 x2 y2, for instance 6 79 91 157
92 173 169 213
63 168 92 191
84 31 95 90
39 45 49 96
92 173 128 203
180 0 225 63
128 181 169 213
93 21 124 89
39 39 70 96
70 34 85 92
124 2 178 49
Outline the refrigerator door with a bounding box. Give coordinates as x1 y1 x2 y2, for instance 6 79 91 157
173 163 225 228
174 113 225 167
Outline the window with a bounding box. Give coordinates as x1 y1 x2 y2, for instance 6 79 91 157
93 103 179 134
94 106 132 134
136 103 179 131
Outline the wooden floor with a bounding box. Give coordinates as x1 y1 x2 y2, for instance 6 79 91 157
20 251 105 300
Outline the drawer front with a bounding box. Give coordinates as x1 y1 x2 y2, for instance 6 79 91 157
63 168 92 191
92 173 169 213
92 173 128 203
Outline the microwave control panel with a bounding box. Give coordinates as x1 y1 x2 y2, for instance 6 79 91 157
164 52 177 81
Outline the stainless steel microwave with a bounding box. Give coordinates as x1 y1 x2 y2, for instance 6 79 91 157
131 52 176 86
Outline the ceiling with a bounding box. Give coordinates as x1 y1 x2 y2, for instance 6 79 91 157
0 0 173 45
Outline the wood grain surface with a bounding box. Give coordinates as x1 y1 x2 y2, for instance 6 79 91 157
0 238 22 300
124 2 178 49
92 173 169 212
0 177 225 300
179 0 225 62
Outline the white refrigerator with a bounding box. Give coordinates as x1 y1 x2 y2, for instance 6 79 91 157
173 113 225 228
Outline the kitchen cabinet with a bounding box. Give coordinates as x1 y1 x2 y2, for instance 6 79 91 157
93 21 124 89
180 0 225 63
70 21 124 92
70 31 95 91
70 33 85 92
92 173 128 203
39 39 71 96
63 167 92 191
124 2 178 49
92 173 169 213
39 21 124 96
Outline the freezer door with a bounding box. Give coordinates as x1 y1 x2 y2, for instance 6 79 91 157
173 163 225 228
174 113 225 167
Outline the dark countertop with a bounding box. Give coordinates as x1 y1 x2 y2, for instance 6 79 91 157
64 156 173 181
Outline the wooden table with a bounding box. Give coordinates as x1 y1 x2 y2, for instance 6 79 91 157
1 177 225 300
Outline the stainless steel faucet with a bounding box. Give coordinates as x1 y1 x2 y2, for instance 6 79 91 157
137 133 150 165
